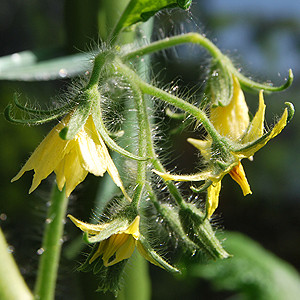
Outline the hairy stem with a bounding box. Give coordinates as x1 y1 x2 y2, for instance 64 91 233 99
34 185 68 300
116 61 189 208
116 61 230 154
131 81 148 207
122 32 223 61
123 32 293 92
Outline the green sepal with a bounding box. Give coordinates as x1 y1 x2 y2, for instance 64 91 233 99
78 244 99 273
12 93 73 116
205 58 233 107
179 204 230 260
138 235 180 273
235 68 293 93
95 260 128 294
85 219 129 244
285 102 295 123
91 97 148 161
190 180 212 193
59 91 93 140
159 204 199 254
78 244 128 294
4 103 66 125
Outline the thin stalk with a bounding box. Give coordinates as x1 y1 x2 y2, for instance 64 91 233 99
117 62 187 208
130 79 147 207
0 228 33 300
115 61 230 154
122 32 223 61
86 52 113 89
109 0 137 44
34 184 69 300
122 32 293 93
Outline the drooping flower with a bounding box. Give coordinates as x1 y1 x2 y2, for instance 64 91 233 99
68 214 178 272
154 76 291 218
12 114 125 197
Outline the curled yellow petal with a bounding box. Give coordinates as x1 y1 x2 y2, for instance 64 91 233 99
206 181 221 219
242 90 266 143
67 214 107 235
153 169 211 182
229 162 252 196
236 107 288 159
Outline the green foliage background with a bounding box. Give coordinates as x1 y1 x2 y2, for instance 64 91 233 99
0 0 300 299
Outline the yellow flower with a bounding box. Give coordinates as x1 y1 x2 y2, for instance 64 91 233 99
68 214 178 271
154 76 289 218
12 114 125 197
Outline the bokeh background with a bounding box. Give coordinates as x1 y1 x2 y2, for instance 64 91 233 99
0 0 300 299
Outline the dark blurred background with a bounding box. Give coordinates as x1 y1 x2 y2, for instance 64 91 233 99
0 0 299 299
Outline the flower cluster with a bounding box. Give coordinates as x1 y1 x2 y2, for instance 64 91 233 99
6 32 294 294
154 75 293 218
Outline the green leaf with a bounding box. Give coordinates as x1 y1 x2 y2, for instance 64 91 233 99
205 59 233 107
0 50 91 81
113 0 192 37
188 232 300 300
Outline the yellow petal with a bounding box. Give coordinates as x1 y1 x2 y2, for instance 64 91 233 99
206 181 221 219
55 144 88 197
153 169 211 182
123 216 140 240
79 116 126 195
210 76 250 140
236 107 288 158
229 162 252 196
67 214 107 235
76 116 108 176
242 90 266 143
89 239 108 263
102 233 136 267
12 119 70 193
187 138 212 160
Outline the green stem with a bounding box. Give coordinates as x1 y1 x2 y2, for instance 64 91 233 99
232 68 293 92
130 77 148 207
115 61 229 153
116 61 188 208
109 0 137 44
117 251 151 300
122 32 293 92
122 32 223 61
0 228 33 300
86 52 113 89
34 184 69 300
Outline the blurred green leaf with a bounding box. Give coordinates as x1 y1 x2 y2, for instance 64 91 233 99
188 232 300 300
114 0 192 35
0 50 91 81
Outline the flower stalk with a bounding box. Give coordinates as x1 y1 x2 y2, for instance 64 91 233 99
34 184 69 300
